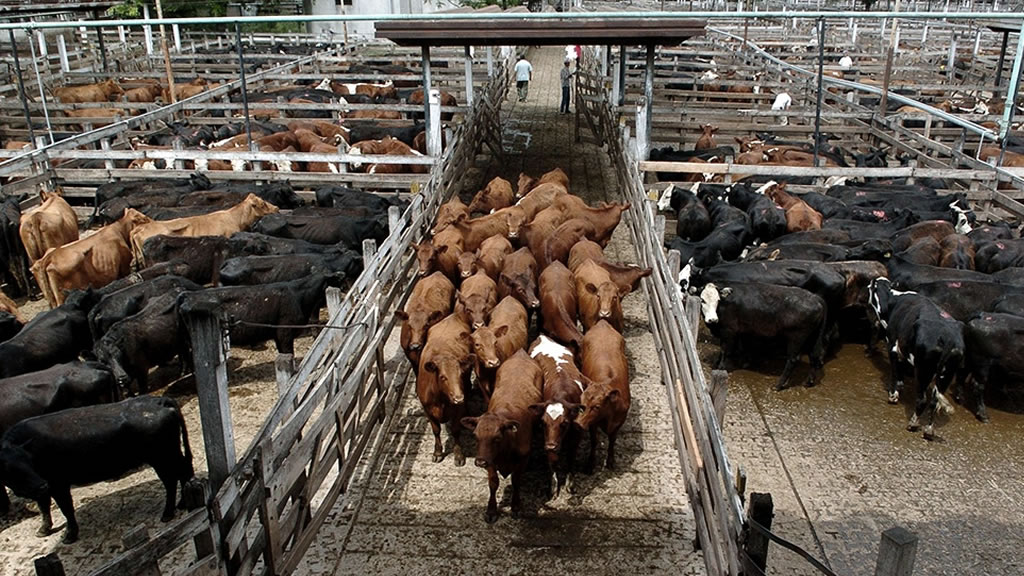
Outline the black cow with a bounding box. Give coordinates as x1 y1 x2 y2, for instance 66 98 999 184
766 228 852 246
975 239 1024 274
909 280 1024 323
176 273 343 354
991 293 1024 316
0 361 118 513
660 184 712 241
798 191 852 220
868 277 964 440
89 275 202 341
93 292 191 394
649 146 736 180
743 239 892 263
667 220 749 269
699 282 827 390
179 181 302 210
1 196 31 297
218 251 362 286
727 183 787 242
967 223 1016 249
886 254 994 290
314 185 408 212
0 396 193 542
92 174 211 226
252 213 388 249
0 311 22 343
686 260 847 314
0 289 97 379
345 122 424 148
964 313 1024 422
824 211 918 240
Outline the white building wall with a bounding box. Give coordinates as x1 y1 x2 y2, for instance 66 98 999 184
308 0 439 41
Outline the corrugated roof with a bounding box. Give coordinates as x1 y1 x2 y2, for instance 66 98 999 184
375 8 705 47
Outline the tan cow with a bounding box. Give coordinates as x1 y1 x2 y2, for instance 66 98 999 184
130 194 279 266
0 289 24 323
396 271 455 370
33 209 152 307
433 196 469 235
455 269 497 331
517 167 570 198
577 320 630 471
470 296 528 401
53 79 124 103
468 177 515 215
575 259 625 332
20 190 79 265
417 313 475 465
539 261 583 351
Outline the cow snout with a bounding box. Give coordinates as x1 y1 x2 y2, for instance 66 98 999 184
474 458 488 468
417 269 428 277
461 271 473 279
528 298 541 309
599 310 611 319
545 443 559 453
473 322 485 330
451 395 465 405
486 359 500 369
409 342 422 351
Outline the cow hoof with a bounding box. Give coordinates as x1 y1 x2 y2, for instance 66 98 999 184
485 510 499 524
923 427 936 441
887 392 900 404
62 531 79 544
432 453 443 463
161 511 175 522
977 414 990 424
774 383 789 392
454 452 466 467
510 508 521 519
906 423 920 432
37 527 52 537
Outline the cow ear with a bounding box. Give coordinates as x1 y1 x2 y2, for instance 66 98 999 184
528 403 546 418
721 287 732 298
427 310 444 324
459 331 473 347
461 417 479 431
423 360 438 373
494 325 509 338
585 282 599 295
436 244 449 255
607 389 621 402
394 310 409 322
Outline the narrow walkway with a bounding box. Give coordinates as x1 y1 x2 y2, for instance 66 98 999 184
297 46 703 576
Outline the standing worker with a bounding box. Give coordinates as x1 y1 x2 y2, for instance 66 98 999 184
515 54 533 103
560 59 575 114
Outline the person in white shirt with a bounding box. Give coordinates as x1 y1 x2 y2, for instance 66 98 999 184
514 55 533 103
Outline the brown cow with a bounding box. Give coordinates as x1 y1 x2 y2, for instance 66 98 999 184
766 183 823 232
542 218 595 269
62 108 129 128
897 237 942 266
471 296 528 401
521 205 572 263
432 226 464 282
552 195 629 246
939 234 976 270
456 269 498 331
457 250 479 281
515 182 568 221
461 349 543 522
0 290 25 323
397 271 455 370
539 261 583 351
890 220 955 253
451 206 525 252
980 146 1024 167
528 334 589 495
418 313 474 466
407 89 459 121
33 209 152 307
349 137 428 174
130 194 279 266
695 124 718 151
123 84 162 103
468 177 516 215
517 168 570 198
164 78 215 102
577 319 630 471
19 191 79 265
413 239 440 278
331 80 398 101
433 196 469 235
575 259 624 332
567 239 651 295
53 79 124 103
498 247 541 313
476 235 514 281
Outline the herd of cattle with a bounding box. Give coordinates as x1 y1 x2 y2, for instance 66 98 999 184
401 168 651 522
660 161 1024 439
0 177 404 542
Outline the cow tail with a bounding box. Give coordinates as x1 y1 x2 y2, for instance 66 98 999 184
176 400 195 478
934 346 962 416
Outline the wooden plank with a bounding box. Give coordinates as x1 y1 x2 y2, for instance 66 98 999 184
874 527 919 576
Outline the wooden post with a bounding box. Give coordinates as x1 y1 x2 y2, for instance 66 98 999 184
742 492 774 576
118 26 126 44
636 97 649 162
874 526 918 576
36 31 47 57
486 46 493 77
428 89 442 157
57 35 69 73
710 369 729 423
617 44 626 106
421 46 433 143
275 354 295 398
34 554 65 576
326 286 343 323
643 44 654 161
172 24 182 53
122 525 161 576
685 294 701 344
464 45 474 109
183 310 235 493
611 58 621 109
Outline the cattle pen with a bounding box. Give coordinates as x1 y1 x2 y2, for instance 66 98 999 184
1 5 1023 576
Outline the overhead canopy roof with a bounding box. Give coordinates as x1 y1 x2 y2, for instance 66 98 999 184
979 18 1024 34
375 7 706 47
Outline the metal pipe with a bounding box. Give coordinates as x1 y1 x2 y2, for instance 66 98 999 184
998 22 1024 145
3 11 1023 31
617 44 626 107
8 29 37 147
95 20 108 73
27 28 53 144
235 24 253 149
156 0 178 104
813 18 825 164
644 44 654 160
879 0 900 116
995 30 1010 87
422 46 432 139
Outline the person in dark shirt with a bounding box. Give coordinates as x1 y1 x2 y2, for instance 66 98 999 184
560 60 575 114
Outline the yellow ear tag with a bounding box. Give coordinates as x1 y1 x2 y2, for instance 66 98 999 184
410 181 421 195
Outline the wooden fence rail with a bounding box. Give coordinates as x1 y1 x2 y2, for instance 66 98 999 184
82 44 511 576
576 48 745 576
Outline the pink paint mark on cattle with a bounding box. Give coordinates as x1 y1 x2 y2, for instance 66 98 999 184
997 242 1006 250
940 311 953 319
948 282 961 288
856 191 867 196
872 210 886 219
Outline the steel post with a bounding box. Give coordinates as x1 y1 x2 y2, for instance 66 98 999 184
8 29 37 147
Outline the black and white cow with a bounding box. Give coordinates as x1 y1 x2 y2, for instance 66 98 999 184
868 277 965 440
699 282 827 390
0 395 193 542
